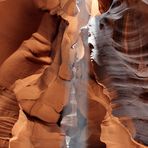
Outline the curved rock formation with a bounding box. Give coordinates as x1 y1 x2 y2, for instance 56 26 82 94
90 0 148 146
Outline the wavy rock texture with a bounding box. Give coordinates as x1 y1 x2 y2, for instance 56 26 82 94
89 0 148 146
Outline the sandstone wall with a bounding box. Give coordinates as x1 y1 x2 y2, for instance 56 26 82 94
0 0 43 64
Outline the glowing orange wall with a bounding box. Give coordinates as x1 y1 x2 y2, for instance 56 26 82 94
0 0 43 64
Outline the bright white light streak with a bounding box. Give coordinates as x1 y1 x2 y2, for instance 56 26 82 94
142 0 148 4
61 0 100 147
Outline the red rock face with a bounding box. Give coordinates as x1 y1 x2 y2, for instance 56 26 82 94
90 0 148 146
0 0 43 64
32 0 60 10
0 0 147 147
98 0 113 13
